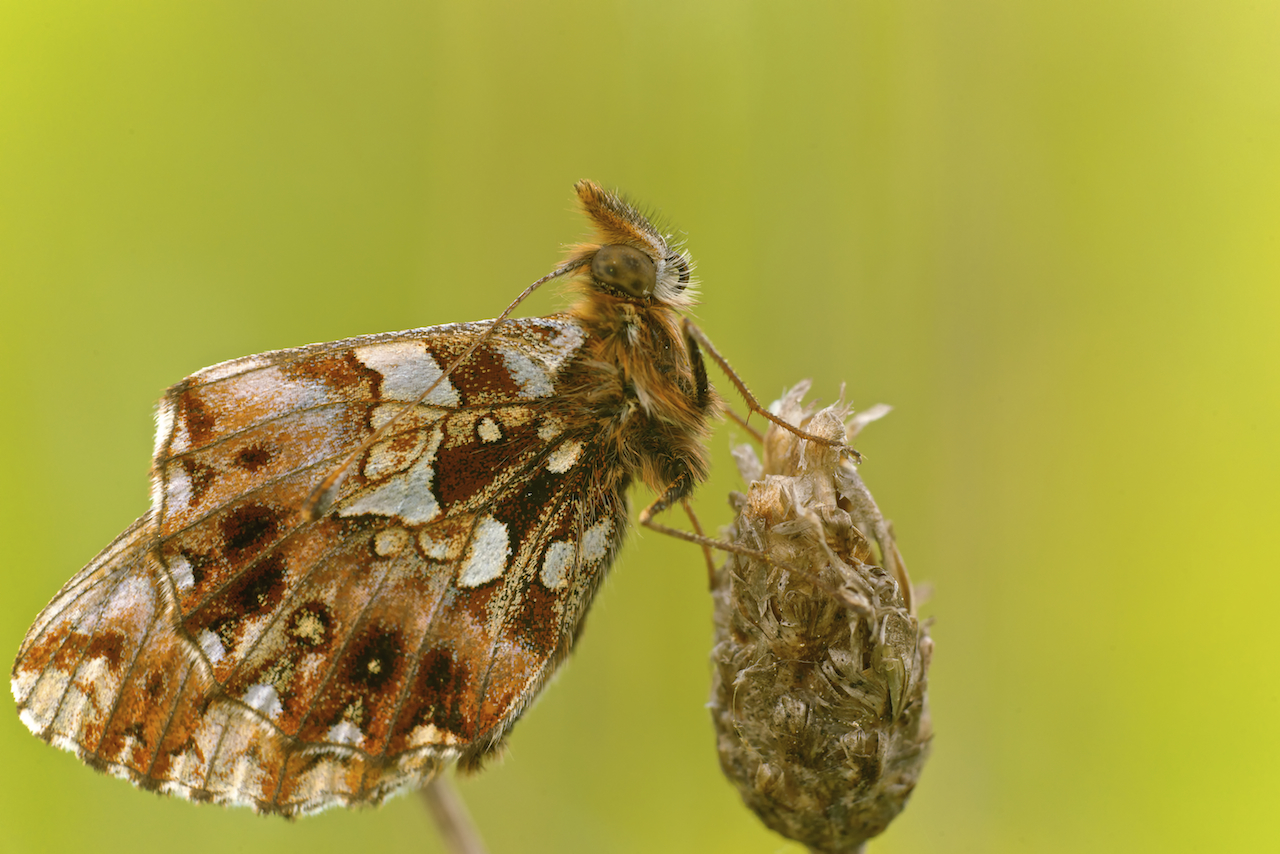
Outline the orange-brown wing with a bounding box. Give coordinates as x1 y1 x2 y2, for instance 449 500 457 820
12 316 630 815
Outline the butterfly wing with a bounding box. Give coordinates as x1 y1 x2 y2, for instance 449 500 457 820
12 316 629 814
11 512 177 760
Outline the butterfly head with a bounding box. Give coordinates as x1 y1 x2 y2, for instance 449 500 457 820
570 180 696 308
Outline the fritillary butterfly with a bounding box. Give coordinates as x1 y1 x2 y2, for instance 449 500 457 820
11 181 834 816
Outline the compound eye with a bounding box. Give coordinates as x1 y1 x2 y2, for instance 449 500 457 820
591 245 657 298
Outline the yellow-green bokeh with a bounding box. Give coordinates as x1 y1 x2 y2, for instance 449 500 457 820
2 2 1277 852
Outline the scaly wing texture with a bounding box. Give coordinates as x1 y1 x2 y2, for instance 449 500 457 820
12 316 629 815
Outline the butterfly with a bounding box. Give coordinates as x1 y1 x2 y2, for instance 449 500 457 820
11 180 838 816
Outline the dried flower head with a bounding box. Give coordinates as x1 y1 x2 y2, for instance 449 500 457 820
710 382 932 852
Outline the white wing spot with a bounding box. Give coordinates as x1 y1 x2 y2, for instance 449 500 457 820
408 722 463 748
327 721 364 747
498 345 554 398
354 341 460 406
458 515 510 587
197 629 226 664
540 540 575 589
243 684 283 719
582 518 613 563
478 417 502 443
169 554 195 591
536 318 586 371
165 463 193 514
538 415 565 441
546 440 583 473
339 437 441 525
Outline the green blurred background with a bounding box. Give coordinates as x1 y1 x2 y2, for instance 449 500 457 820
3 2 1277 852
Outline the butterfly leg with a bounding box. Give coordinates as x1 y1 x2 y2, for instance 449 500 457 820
681 499 717 587
722 406 765 442
637 474 782 584
639 481 867 610
682 319 861 462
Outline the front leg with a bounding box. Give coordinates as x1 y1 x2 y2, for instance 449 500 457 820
638 471 787 590
639 472 866 612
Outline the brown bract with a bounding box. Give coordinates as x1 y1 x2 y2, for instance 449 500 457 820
11 182 720 816
710 382 933 852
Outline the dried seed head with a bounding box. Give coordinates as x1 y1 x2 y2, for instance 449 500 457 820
710 381 932 852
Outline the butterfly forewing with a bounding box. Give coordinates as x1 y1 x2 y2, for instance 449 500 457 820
13 181 713 815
